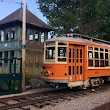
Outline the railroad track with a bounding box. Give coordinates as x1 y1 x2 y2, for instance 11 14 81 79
92 101 110 110
92 96 110 110
0 84 110 110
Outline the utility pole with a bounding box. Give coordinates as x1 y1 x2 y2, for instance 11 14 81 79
22 0 26 92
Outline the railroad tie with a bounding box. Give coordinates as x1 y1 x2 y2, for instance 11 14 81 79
21 106 30 110
32 103 42 108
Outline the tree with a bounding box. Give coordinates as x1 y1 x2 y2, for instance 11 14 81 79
84 0 110 40
37 0 78 36
37 0 110 41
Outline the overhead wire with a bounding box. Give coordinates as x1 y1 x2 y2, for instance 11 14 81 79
30 0 36 15
18 0 21 8
1 0 21 4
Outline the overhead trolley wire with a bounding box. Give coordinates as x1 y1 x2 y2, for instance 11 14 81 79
30 0 36 15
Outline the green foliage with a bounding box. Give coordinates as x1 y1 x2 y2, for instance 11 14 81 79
0 69 9 74
25 71 34 85
37 0 110 41
37 0 76 36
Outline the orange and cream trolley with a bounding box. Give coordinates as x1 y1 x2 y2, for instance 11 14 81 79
42 33 110 88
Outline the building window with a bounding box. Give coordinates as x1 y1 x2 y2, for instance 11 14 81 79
41 33 44 42
11 27 15 40
1 30 4 42
29 29 33 40
5 28 9 41
4 51 8 63
35 33 38 41
0 52 2 68
0 52 2 58
10 51 14 59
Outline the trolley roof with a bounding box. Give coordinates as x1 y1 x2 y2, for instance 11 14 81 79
45 33 110 47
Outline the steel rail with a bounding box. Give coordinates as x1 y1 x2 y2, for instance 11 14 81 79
0 89 99 110
92 101 110 110
0 84 110 110
0 91 88 110
0 88 67 101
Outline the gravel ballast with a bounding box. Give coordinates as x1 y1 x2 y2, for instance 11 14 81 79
0 87 110 110
35 88 110 110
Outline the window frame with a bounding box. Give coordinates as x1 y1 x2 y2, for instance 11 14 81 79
44 41 67 63
88 46 94 67
88 46 110 68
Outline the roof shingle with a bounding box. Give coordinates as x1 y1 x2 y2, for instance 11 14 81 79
0 8 53 30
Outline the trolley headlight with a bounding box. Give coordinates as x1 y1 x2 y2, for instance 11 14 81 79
46 71 49 76
45 71 51 76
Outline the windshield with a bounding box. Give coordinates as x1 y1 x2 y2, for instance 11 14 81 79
46 47 55 59
44 41 67 63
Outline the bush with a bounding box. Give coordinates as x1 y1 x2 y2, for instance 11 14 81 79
25 71 34 85
0 69 9 73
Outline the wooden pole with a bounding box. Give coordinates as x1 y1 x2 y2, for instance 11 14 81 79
22 0 26 92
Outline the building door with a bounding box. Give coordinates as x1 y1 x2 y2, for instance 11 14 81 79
68 45 84 82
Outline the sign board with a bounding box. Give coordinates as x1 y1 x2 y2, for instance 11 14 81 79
21 45 26 49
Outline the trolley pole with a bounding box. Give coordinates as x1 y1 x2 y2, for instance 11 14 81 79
22 0 26 92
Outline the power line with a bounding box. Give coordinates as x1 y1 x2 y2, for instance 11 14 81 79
30 0 36 15
1 0 22 4
17 0 21 9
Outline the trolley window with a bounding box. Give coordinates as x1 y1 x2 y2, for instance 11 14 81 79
58 47 67 62
88 46 110 68
46 47 55 59
44 41 67 63
100 48 104 51
58 47 66 57
58 42 67 45
69 49 71 58
100 53 104 59
46 42 55 46
88 60 93 66
88 46 93 50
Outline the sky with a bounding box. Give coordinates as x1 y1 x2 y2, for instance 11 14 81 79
0 0 47 23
